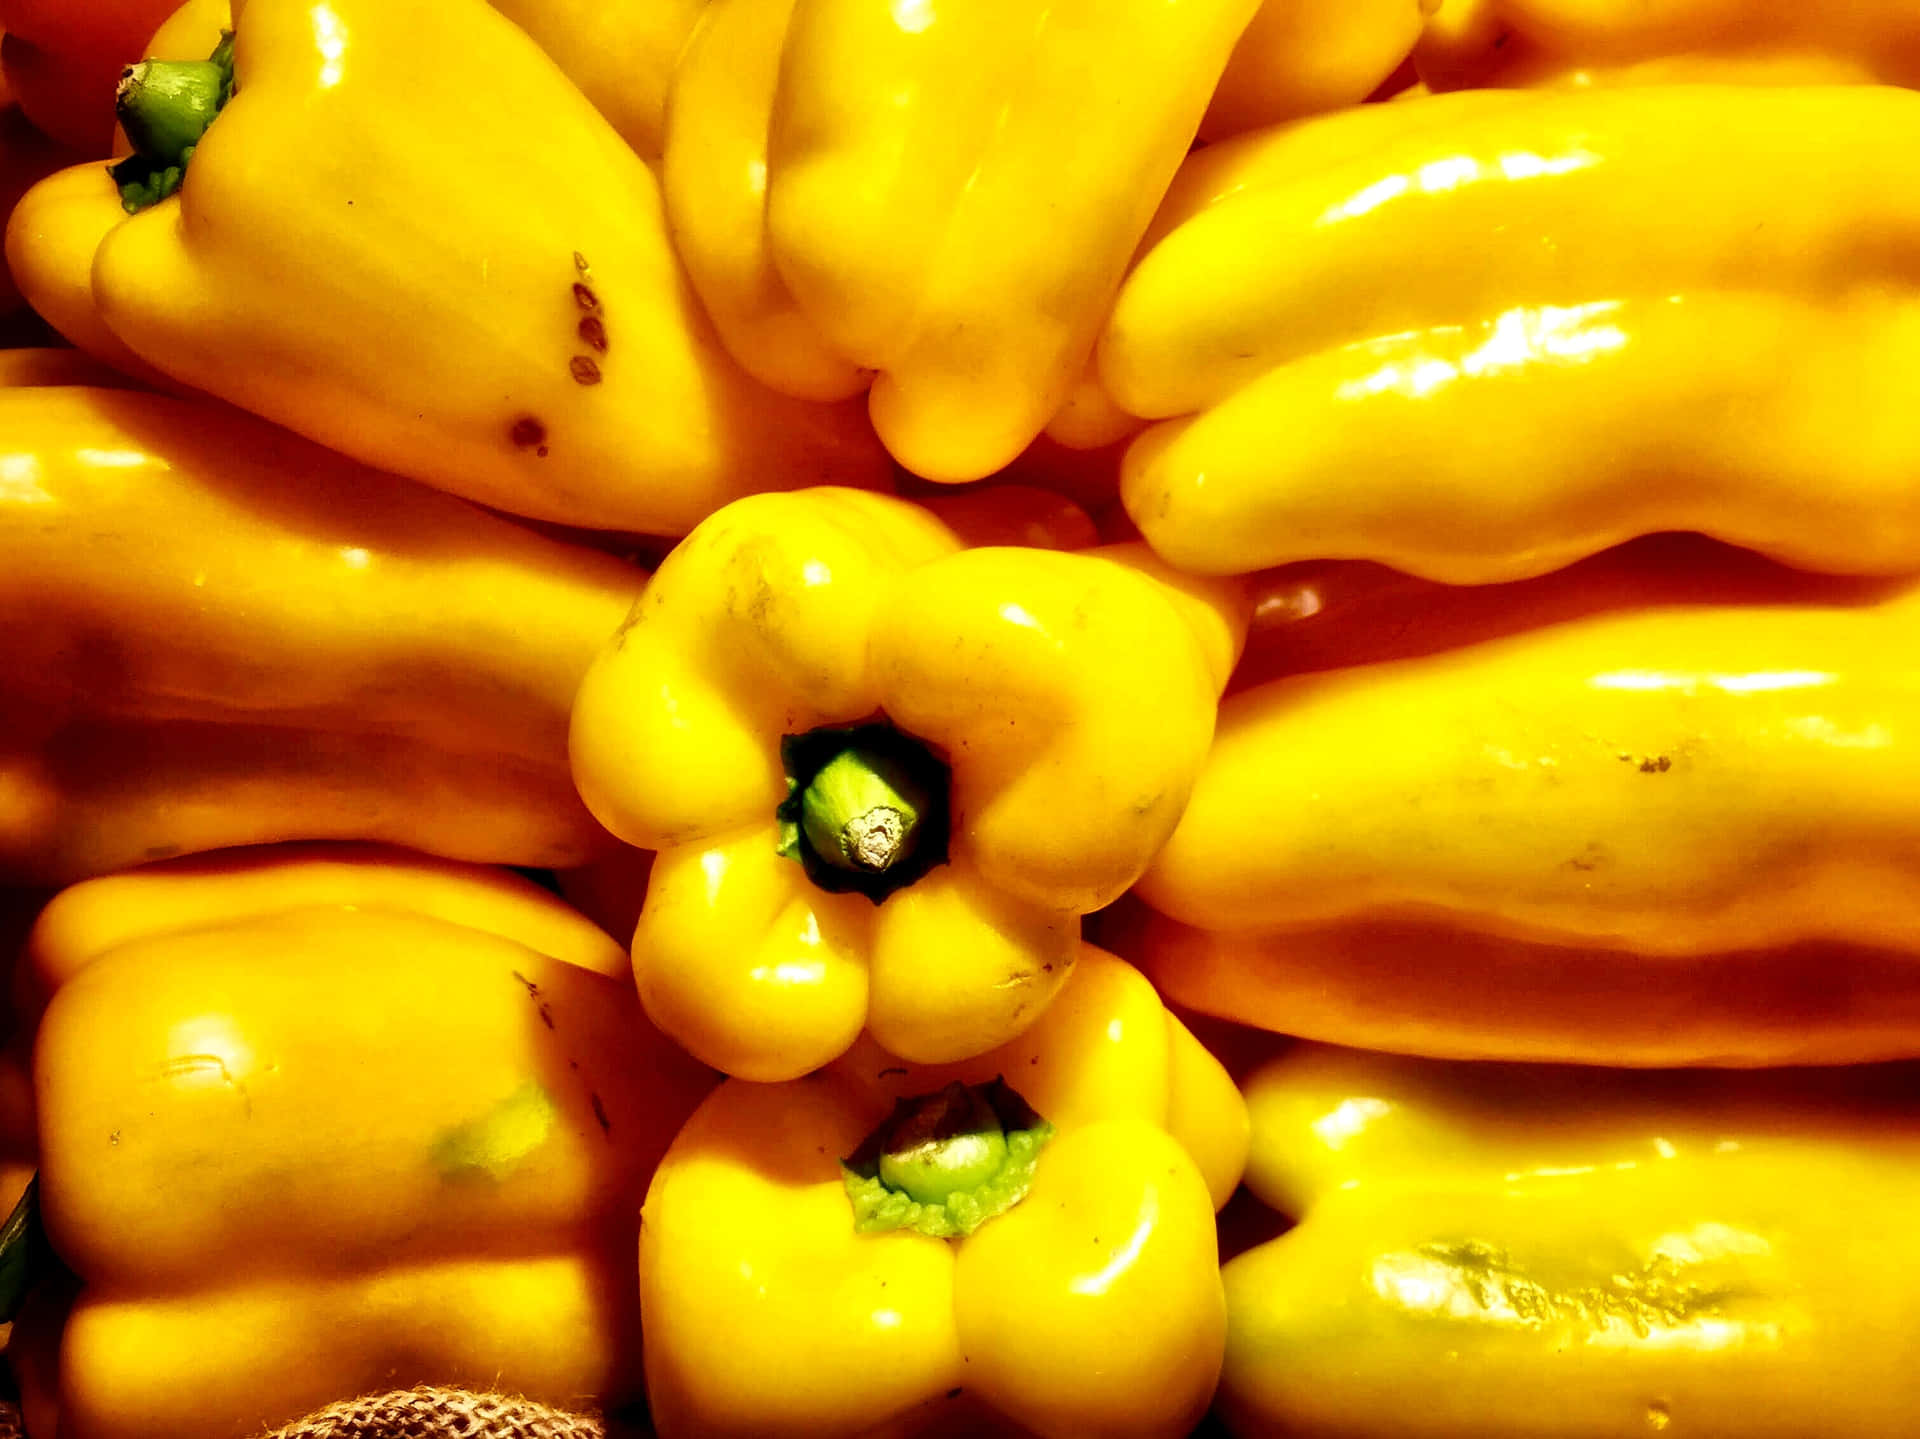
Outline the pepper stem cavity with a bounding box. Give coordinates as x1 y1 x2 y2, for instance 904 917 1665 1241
777 722 952 904
111 31 237 213
841 1079 1054 1239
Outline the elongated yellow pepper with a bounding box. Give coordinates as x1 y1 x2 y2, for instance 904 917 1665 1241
1223 1043 1920 1438
0 384 641 882
15 846 714 1439
1140 576 1920 957
641 945 1244 1439
78 0 887 536
1102 84 1920 582
570 487 1246 1080
752 0 1260 481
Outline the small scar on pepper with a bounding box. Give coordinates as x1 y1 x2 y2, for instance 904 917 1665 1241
509 416 548 452
572 282 600 312
590 1091 612 1137
571 356 604 385
578 315 609 352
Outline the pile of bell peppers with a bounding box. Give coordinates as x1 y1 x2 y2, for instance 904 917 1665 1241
0 0 1917 1435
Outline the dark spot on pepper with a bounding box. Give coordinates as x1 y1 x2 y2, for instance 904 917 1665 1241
879 1066 908 1079
568 1059 579 1071
572 282 600 312
536 445 549 457
510 416 547 449
511 970 540 997
1639 755 1672 774
590 1092 611 1136
578 314 608 351
573 250 590 273
570 355 603 385
946 1389 962 1400
537 1002 554 1030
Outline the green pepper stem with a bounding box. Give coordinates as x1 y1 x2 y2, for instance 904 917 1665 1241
800 744 931 874
110 31 235 213
877 1082 1009 1207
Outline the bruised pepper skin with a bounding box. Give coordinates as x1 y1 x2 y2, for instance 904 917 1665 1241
569 488 1246 1080
1221 1043 1920 1439
20 848 715 1439
762 0 1260 481
85 0 888 537
1103 85 1920 582
0 385 641 882
1138 578 1920 958
640 946 1244 1439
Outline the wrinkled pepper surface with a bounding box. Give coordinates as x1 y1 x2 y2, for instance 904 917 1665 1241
1417 0 1920 91
9 845 714 1439
0 383 645 883
1140 553 1920 962
669 0 1259 480
0 0 179 151
1103 83 1920 583
1222 1042 1920 1438
570 487 1246 1080
73 0 886 536
641 944 1246 1439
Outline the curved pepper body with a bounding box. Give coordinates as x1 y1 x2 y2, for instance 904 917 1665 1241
1141 575 1920 958
25 847 715 1439
762 0 1260 480
570 488 1245 1079
1102 84 1920 581
88 0 888 537
640 946 1243 1439
1221 1044 1920 1438
0 385 642 882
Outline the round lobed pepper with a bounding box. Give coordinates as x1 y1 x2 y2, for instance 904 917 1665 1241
569 487 1246 1081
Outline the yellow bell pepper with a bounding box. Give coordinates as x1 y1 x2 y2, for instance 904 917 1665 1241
68 0 886 537
570 487 1247 1080
1416 0 1920 92
486 0 708 162
1102 84 1920 582
1201 0 1423 141
0 383 643 883
1222 1042 1920 1438
1140 573 1920 958
749 0 1261 481
640 944 1245 1439
10 845 715 1439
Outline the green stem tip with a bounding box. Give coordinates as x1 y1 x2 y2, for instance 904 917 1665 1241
110 31 236 213
777 722 952 904
842 1078 1053 1240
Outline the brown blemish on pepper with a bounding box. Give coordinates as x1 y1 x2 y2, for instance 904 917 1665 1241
577 314 608 351
590 1091 612 1137
573 251 591 274
1639 755 1672 774
572 282 600 312
510 416 548 450
570 355 603 385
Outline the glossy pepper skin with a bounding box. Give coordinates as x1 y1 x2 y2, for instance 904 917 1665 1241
737 0 1260 481
1417 0 1920 91
83 0 887 537
1103 84 1920 582
0 0 180 151
15 845 714 1439
641 945 1246 1439
0 384 644 883
1140 575 1920 960
1222 1042 1920 1438
570 487 1247 1081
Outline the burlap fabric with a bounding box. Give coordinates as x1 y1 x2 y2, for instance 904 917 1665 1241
0 1388 651 1439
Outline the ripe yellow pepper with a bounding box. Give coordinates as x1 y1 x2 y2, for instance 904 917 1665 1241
1417 0 1920 91
70 0 886 537
641 944 1246 1439
1140 574 1920 958
710 0 1261 481
11 845 715 1439
1103 84 1920 582
1222 1042 1920 1438
0 384 643 883
570 487 1247 1080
